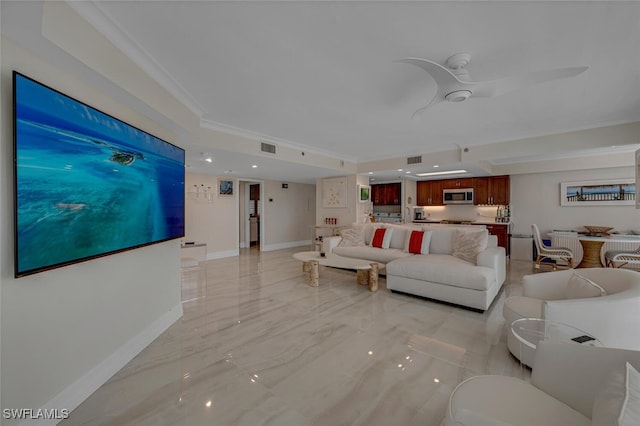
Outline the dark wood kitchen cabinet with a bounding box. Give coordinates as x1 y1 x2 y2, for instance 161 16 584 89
474 176 510 205
417 180 443 206
442 178 474 189
485 224 509 254
372 183 401 205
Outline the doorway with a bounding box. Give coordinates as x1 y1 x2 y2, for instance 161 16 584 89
239 180 263 251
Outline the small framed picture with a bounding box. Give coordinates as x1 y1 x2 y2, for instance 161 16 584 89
218 179 234 196
359 185 371 203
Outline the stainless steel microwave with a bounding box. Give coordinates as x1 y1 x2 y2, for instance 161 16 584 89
443 188 474 205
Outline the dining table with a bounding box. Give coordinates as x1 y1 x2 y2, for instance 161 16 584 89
548 232 640 268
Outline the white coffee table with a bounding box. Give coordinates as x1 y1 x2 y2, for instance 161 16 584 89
510 318 602 367
292 251 380 291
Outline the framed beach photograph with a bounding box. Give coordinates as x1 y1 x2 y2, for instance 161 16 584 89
560 178 636 206
218 179 234 196
358 185 371 203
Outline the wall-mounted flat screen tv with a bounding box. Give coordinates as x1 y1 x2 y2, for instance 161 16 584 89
13 71 185 277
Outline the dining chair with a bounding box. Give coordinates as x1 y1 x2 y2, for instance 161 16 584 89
605 245 640 269
532 224 575 271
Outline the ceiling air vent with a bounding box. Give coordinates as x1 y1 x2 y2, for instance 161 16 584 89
261 142 276 154
407 155 422 165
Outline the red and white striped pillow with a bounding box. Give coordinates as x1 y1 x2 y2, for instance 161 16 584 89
370 227 394 249
404 230 432 254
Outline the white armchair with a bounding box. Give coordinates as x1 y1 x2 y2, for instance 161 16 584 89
444 341 640 426
504 268 640 366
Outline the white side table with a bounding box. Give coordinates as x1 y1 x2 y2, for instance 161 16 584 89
510 318 602 368
180 242 207 267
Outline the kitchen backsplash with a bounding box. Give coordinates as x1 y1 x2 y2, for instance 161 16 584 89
417 205 502 222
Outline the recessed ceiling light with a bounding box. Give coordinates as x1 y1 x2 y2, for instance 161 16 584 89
251 165 258 168
433 165 440 168
397 169 403 172
405 171 411 174
416 169 468 177
368 172 373 175
205 157 212 163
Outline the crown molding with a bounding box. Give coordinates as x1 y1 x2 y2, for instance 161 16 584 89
200 118 357 163
66 0 207 118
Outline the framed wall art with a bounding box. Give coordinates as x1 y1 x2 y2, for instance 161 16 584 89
560 178 636 206
322 177 347 208
358 185 371 203
218 179 234 196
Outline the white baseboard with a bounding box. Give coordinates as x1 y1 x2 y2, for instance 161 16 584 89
261 240 311 252
23 304 183 426
206 249 239 260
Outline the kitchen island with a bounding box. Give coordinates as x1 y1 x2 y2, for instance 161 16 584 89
412 220 511 254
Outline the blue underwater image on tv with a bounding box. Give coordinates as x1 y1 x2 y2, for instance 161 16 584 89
13 72 185 277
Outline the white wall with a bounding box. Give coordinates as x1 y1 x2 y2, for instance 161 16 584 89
1 35 183 422
510 166 640 236
186 173 315 255
185 173 239 259
262 180 316 250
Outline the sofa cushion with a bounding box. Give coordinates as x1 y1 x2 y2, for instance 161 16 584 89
424 226 457 254
452 228 489 264
566 272 607 299
383 223 422 250
592 362 640 426
404 230 432 254
333 245 413 264
370 227 393 248
387 254 496 291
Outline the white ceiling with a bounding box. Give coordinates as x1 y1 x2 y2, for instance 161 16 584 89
3 1 640 183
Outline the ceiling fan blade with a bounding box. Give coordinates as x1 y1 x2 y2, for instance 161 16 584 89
411 95 445 120
395 57 463 115
471 66 589 98
394 57 462 88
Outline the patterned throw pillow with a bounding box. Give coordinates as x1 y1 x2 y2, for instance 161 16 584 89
370 227 393 249
404 230 432 254
452 229 489 264
337 227 366 247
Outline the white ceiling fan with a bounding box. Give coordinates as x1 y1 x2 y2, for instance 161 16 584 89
395 53 588 119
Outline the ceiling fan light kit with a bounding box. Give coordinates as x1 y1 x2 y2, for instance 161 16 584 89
396 52 588 118
445 90 472 103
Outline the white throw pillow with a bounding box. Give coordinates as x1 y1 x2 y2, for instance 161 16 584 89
565 272 607 299
337 227 365 247
592 362 640 426
404 229 432 254
370 227 393 249
452 229 488 264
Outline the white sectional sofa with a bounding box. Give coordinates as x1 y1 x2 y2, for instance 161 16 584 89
325 223 506 311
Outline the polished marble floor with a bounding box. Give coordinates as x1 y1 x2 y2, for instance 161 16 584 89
62 248 534 426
